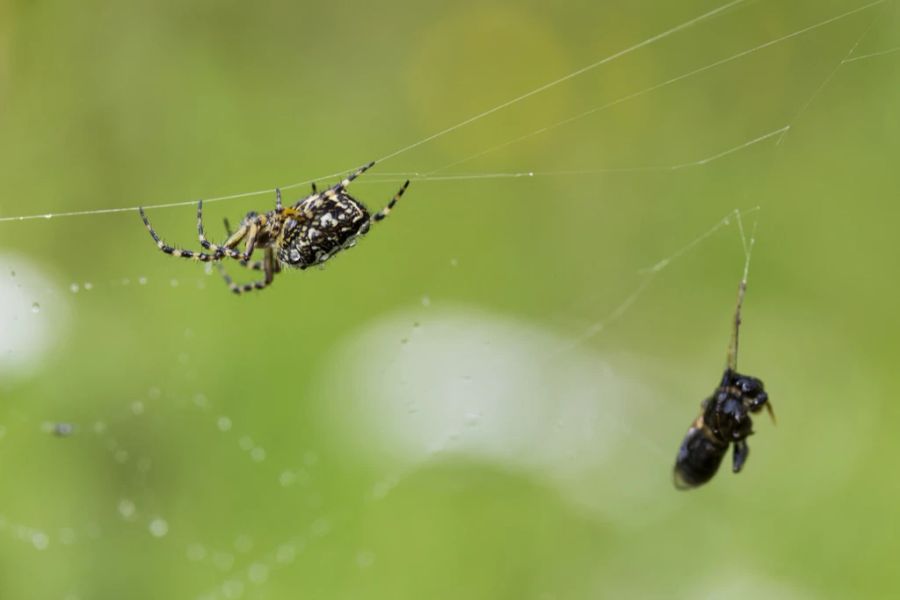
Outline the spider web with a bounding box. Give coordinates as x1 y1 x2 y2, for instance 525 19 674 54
0 1 898 598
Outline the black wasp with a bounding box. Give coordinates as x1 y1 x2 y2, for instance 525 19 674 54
673 279 775 490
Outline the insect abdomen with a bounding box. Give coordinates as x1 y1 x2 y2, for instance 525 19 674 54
673 426 728 490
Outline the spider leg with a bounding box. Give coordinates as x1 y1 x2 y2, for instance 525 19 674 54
217 247 278 295
196 200 257 262
214 258 264 291
371 180 410 223
275 188 283 211
138 207 221 262
311 183 318 194
222 217 264 270
244 222 259 257
336 161 375 190
226 259 265 272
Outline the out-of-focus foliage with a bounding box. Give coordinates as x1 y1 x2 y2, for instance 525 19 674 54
0 1 898 598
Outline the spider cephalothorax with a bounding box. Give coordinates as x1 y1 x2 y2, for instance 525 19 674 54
138 162 409 294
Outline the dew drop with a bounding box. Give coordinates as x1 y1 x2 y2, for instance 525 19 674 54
234 535 254 553
30 302 40 313
217 416 232 432
421 295 431 307
138 276 148 285
221 580 244 600
86 522 101 539
69 283 79 293
187 543 207 561
131 401 145 415
83 282 93 291
248 563 269 584
276 544 297 564
311 518 330 537
213 552 235 571
118 499 136 520
169 279 179 287
279 470 296 487
250 446 266 462
148 517 169 538
31 531 49 550
59 527 76 545
356 550 375 568
53 422 75 437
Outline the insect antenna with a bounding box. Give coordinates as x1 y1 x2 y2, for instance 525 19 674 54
765 402 776 424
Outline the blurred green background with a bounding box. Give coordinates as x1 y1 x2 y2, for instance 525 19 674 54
1 0 899 598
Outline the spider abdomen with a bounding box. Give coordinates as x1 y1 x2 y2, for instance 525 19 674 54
278 191 372 269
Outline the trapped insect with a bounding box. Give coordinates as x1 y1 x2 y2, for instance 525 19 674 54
673 279 774 490
139 162 409 294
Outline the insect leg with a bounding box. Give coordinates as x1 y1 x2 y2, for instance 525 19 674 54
732 439 750 473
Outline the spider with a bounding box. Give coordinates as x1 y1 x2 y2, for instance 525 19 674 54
138 162 409 294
